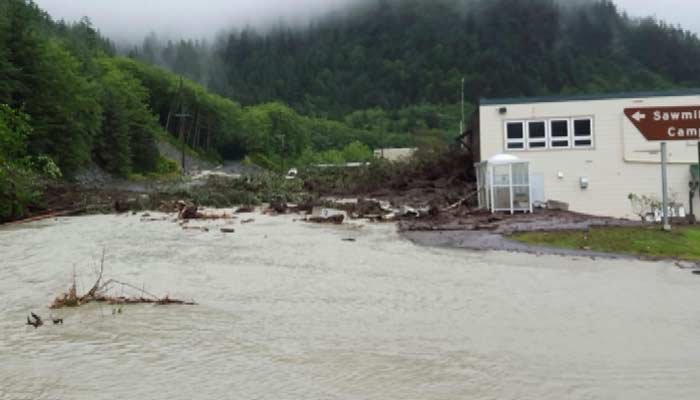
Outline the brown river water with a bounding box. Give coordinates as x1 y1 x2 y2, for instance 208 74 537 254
1 213 700 399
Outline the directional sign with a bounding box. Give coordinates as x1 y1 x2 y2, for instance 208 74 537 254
625 106 700 141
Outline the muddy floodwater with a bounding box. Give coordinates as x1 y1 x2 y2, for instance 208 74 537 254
2 214 700 399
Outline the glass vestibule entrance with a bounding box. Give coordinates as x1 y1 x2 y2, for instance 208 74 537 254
475 154 533 214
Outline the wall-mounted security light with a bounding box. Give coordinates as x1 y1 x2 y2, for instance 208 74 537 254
499 107 507 114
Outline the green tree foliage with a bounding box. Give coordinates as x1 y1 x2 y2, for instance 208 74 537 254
24 39 102 173
0 104 38 221
0 0 176 178
0 0 102 174
0 104 29 159
240 102 309 158
94 58 161 176
0 9 16 104
341 141 373 162
112 57 400 165
112 57 247 159
296 140 373 166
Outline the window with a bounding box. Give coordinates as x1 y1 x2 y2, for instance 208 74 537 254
549 119 570 148
527 121 547 149
504 117 594 152
573 118 593 148
505 122 525 150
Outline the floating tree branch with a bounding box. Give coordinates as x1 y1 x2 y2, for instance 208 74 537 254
50 249 196 309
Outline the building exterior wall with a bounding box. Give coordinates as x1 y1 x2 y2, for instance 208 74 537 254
374 148 417 162
478 94 700 219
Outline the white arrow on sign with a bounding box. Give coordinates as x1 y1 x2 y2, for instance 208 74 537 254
632 111 646 122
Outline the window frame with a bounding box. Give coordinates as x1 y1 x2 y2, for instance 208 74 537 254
548 118 572 149
526 120 548 150
504 120 526 151
572 117 594 149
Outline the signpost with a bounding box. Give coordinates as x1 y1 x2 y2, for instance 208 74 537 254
625 106 700 229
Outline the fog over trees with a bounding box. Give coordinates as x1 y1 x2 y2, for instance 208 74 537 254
33 0 700 41
128 0 700 116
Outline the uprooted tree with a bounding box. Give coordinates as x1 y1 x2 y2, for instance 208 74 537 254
50 249 196 309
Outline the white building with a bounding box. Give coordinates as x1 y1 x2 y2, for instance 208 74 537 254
468 90 700 219
374 148 417 162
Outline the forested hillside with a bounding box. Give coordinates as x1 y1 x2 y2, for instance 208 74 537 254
0 0 395 221
132 0 700 120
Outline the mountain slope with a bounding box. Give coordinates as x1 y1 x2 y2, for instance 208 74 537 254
132 0 700 119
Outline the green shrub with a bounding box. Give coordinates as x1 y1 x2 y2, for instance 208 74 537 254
0 105 51 221
0 163 40 222
155 155 181 175
248 153 284 173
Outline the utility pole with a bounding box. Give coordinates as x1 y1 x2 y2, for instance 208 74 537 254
277 134 286 173
169 77 190 176
175 110 191 175
460 77 465 135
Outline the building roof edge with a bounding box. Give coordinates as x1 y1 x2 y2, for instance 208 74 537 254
480 88 700 106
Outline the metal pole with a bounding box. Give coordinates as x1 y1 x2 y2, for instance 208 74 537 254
661 142 671 231
509 163 514 215
695 142 700 222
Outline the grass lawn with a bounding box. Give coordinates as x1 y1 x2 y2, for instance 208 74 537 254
510 226 700 261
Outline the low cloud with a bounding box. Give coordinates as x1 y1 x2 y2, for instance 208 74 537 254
35 0 359 41
34 0 700 44
614 0 700 33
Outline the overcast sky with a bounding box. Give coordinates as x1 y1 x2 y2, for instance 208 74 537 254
34 0 700 42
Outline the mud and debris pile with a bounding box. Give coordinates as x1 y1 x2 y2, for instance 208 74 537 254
15 149 478 226
398 208 645 234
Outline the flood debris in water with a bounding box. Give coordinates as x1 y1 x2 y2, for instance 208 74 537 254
264 199 307 215
307 214 345 224
174 201 234 220
50 250 196 310
141 213 171 222
306 207 345 225
269 198 288 214
26 312 43 328
235 205 256 214
181 225 210 232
